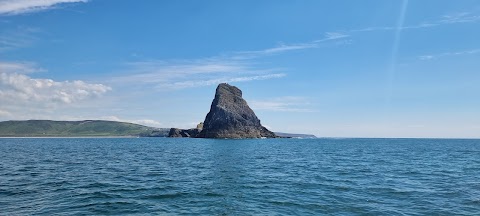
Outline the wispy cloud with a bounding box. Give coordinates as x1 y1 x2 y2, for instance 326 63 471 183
0 0 88 15
439 12 480 24
236 43 317 58
317 32 350 41
113 59 286 91
418 49 480 60
117 60 247 84
340 10 480 66
0 26 39 52
0 61 45 73
402 11 480 29
249 96 316 112
113 32 350 91
235 32 350 59
157 73 286 90
350 11 480 33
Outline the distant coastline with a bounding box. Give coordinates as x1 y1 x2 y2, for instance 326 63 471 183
0 136 142 139
0 120 316 139
0 120 169 138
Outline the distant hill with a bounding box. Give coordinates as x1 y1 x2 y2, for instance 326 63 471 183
0 120 169 137
274 132 317 139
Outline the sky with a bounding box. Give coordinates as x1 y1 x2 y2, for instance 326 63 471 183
0 0 479 138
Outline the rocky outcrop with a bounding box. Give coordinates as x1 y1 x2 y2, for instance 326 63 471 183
168 128 201 138
197 83 276 138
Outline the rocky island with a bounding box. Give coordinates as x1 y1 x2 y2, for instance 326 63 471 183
198 83 277 138
169 83 277 138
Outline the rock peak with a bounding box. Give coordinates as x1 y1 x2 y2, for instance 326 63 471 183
197 83 276 138
216 83 242 98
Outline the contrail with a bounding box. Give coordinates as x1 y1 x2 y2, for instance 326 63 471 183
387 0 409 103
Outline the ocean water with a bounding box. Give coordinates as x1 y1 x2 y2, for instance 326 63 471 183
0 138 479 215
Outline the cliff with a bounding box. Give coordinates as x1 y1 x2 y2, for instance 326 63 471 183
197 83 276 138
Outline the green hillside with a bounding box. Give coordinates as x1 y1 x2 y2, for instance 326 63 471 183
0 120 169 137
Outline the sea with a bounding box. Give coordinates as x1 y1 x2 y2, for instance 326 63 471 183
0 138 479 215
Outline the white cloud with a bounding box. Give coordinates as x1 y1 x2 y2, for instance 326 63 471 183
249 96 316 112
99 116 162 127
0 70 110 105
0 0 88 15
163 121 200 129
0 68 111 121
132 119 162 127
0 109 12 117
418 49 480 60
0 61 44 73
0 61 114 121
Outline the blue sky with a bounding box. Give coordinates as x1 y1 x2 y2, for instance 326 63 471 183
1 0 479 138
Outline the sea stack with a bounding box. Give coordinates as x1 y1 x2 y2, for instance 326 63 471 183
197 83 276 138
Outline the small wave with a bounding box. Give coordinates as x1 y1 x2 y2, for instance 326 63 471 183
203 192 223 197
80 182 118 189
143 192 186 200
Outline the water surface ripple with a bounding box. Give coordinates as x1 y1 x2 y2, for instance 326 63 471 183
1 138 479 215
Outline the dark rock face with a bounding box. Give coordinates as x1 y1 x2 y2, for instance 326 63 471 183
168 128 201 138
168 128 184 137
197 83 276 138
